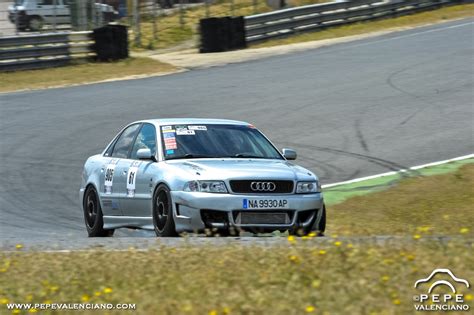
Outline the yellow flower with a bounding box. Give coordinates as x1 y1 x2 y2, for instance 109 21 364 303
465 294 473 301
28 309 38 313
443 214 450 220
43 300 51 305
305 305 316 313
222 306 231 314
287 235 296 243
331 234 338 238
50 285 59 292
289 255 300 263
381 275 390 282
346 243 353 249
94 291 101 297
460 228 469 234
12 310 20 314
406 254 415 261
334 241 342 247
318 250 326 255
81 295 90 302
103 287 113 294
392 299 401 305
308 232 317 237
0 268 7 273
0 298 9 304
208 310 218 315
311 279 321 288
182 304 192 312
417 226 431 233
413 234 421 240
26 294 33 302
15 244 23 250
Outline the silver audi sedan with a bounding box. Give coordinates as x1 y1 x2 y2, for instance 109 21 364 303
80 119 325 237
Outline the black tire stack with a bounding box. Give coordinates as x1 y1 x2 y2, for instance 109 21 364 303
200 16 247 53
93 25 129 61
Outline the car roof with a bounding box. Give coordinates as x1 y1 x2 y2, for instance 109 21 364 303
136 118 250 126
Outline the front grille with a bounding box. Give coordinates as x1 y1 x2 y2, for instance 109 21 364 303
233 211 294 225
230 180 294 194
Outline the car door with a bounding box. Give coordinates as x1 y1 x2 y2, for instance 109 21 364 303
100 123 141 216
121 123 158 217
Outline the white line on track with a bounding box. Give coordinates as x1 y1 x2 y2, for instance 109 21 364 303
322 154 474 188
335 20 474 51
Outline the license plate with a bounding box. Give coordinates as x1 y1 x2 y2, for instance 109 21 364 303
242 199 289 209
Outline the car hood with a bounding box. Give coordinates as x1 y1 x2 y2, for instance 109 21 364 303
165 159 316 181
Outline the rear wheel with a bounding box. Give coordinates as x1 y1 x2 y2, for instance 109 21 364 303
28 16 43 31
290 204 326 236
152 184 178 237
83 186 114 237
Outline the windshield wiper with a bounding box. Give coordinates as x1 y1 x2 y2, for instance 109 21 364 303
231 154 266 159
166 154 214 160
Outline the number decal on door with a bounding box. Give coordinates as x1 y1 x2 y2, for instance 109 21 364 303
104 159 119 194
127 166 139 197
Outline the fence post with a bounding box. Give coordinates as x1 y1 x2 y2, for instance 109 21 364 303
53 0 57 32
230 0 235 16
205 0 210 18
179 0 185 29
153 0 158 40
133 0 141 46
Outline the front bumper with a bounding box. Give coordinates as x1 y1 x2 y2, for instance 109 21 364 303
170 191 323 233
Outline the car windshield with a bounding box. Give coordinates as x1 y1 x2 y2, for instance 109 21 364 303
161 124 283 160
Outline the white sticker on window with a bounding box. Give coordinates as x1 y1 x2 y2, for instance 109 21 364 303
126 166 139 197
176 129 195 135
161 126 172 131
188 125 207 131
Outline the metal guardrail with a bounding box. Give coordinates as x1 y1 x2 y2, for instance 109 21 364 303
244 0 458 43
0 31 94 71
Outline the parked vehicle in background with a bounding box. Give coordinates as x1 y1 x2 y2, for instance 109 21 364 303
8 0 118 31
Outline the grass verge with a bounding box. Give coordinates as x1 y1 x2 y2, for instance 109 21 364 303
0 57 177 93
252 4 474 48
1 162 473 314
327 162 474 237
1 240 473 314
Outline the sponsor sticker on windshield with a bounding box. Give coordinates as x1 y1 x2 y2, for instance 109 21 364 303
176 129 195 135
188 125 207 131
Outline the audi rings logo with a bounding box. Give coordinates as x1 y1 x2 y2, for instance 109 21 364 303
250 182 276 192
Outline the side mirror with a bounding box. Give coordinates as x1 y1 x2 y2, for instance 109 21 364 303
282 148 297 160
137 148 155 161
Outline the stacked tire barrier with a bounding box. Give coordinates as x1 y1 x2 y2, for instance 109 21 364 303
199 17 247 53
93 25 129 61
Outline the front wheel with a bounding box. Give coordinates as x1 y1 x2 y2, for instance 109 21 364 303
152 184 178 237
28 16 43 31
83 186 114 237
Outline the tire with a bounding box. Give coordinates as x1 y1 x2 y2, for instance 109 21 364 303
152 184 178 237
83 186 114 237
28 16 43 31
290 204 326 236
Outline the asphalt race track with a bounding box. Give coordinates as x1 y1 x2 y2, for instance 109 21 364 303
0 19 473 247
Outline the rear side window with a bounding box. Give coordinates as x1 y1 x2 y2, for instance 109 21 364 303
130 124 157 159
110 124 141 158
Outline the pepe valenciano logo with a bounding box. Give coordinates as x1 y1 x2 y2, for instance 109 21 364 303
413 268 470 312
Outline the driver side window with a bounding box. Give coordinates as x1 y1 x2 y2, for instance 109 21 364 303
130 124 157 159
111 124 141 158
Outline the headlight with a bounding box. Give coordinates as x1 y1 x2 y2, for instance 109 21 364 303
296 181 320 194
183 181 228 193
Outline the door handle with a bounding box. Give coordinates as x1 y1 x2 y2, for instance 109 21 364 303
122 170 127 175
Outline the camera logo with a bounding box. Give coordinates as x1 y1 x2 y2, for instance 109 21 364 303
413 268 470 312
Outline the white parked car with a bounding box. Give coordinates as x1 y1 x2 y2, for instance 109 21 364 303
9 0 117 31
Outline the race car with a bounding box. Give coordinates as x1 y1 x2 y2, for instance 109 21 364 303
79 119 326 237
